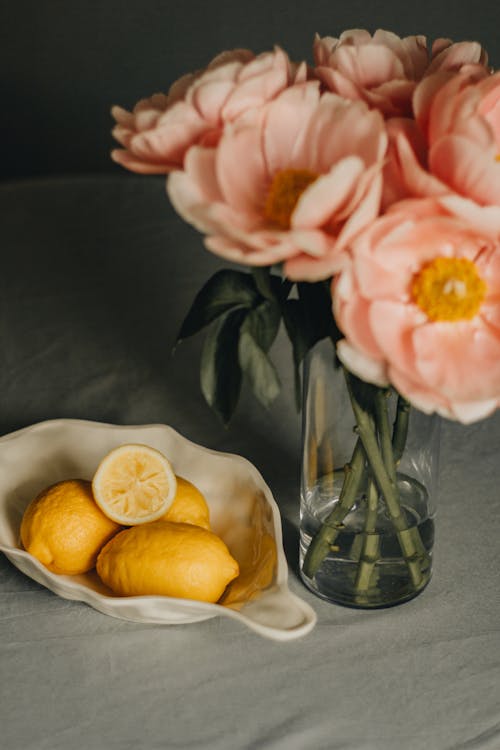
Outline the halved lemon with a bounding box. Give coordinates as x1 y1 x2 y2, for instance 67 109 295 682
92 444 177 525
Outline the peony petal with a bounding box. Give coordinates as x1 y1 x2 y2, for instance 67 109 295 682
333 44 405 88
183 146 223 203
111 149 173 174
302 96 386 173
335 172 383 248
430 135 500 206
315 67 364 102
111 105 135 128
413 322 500 401
336 340 389 387
111 125 133 149
292 157 364 228
427 40 488 75
480 303 500 333
438 194 500 237
222 48 292 120
190 78 236 123
313 35 338 66
207 48 255 70
167 171 216 232
387 365 451 416
448 398 498 424
283 246 348 281
338 29 373 45
369 300 426 378
367 79 416 114
478 244 500 298
215 114 268 216
334 279 384 360
413 70 456 137
398 34 429 79
478 73 500 146
393 127 449 198
262 83 321 174
205 232 299 266
134 109 162 131
286 228 331 256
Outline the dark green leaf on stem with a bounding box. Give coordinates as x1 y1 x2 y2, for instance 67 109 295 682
200 308 246 425
176 270 259 344
241 300 281 353
252 266 292 305
251 267 275 301
238 330 281 409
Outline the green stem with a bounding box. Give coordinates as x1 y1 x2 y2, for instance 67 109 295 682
354 480 380 594
344 371 425 589
302 438 365 578
354 390 393 595
391 393 429 562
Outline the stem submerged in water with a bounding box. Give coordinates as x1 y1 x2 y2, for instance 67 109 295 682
353 480 380 596
302 365 431 602
345 371 428 589
302 439 365 578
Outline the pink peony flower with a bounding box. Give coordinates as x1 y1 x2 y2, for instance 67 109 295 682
111 47 306 174
167 82 387 280
313 29 488 117
384 68 498 207
334 199 500 423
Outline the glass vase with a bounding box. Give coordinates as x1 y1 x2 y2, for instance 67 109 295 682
299 339 440 609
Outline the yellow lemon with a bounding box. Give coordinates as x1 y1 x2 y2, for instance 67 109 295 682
160 476 210 530
92 444 177 525
96 521 240 603
20 479 121 575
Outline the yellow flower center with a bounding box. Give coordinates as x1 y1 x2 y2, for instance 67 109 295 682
496 153 500 162
264 169 318 229
411 256 487 322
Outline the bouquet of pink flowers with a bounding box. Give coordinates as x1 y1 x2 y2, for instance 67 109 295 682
111 29 500 606
111 29 499 426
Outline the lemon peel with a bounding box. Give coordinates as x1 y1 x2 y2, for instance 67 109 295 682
161 476 211 530
96 521 240 602
20 479 121 575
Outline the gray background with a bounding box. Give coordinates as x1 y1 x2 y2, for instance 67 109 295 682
1 175 500 750
1 3 500 749
1 0 500 179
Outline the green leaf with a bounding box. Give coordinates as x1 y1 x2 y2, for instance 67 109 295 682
241 300 281 353
200 309 246 425
251 267 275 301
176 270 259 344
238 330 281 409
252 266 292 305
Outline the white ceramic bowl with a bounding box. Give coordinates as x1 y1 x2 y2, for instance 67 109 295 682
0 419 316 641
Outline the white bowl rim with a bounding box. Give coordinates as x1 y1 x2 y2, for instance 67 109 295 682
0 418 317 641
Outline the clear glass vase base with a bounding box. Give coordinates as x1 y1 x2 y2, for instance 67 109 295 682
299 553 432 609
300 473 434 608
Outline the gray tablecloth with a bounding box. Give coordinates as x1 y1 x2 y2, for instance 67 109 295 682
1 176 499 750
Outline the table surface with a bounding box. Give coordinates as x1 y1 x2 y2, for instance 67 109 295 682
1 175 499 750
